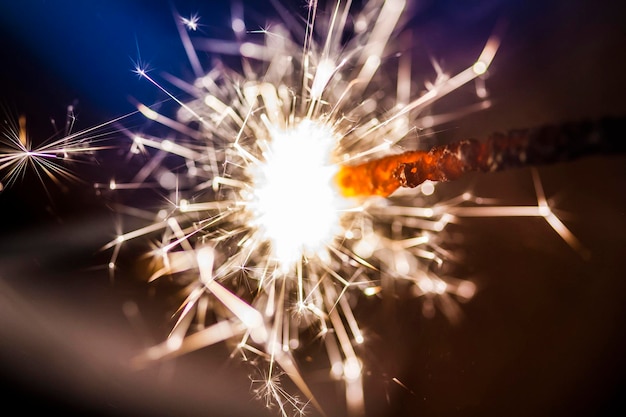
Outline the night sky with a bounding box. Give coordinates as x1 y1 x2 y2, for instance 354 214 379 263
1 1 625 416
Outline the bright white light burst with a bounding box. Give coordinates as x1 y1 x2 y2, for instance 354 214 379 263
247 119 344 267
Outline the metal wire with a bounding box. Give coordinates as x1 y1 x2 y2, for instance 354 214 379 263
337 116 626 197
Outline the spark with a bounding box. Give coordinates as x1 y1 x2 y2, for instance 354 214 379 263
181 13 200 31
250 368 309 416
99 1 588 416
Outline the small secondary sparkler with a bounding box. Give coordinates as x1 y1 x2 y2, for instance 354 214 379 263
0 105 117 196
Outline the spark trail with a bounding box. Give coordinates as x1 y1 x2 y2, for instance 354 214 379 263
101 1 590 416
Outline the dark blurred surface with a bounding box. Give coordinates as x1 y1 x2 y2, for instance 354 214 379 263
1 0 625 416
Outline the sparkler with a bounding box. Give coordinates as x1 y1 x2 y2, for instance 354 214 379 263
86 0 621 416
0 104 116 197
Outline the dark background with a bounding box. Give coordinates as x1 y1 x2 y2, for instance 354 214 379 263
1 1 625 416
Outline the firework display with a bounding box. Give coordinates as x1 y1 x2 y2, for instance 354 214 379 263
1 1 625 417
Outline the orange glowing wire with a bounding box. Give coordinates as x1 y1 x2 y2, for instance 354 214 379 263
336 117 626 198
